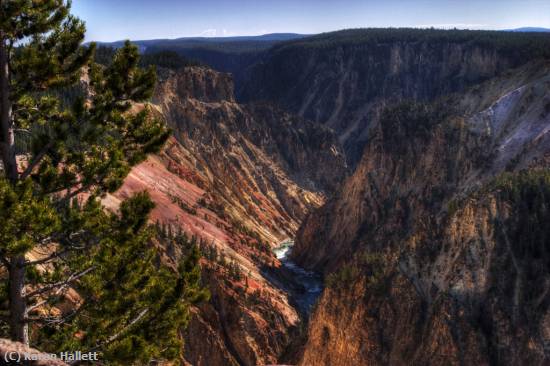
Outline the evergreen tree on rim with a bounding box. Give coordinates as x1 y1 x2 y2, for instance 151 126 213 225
0 0 208 363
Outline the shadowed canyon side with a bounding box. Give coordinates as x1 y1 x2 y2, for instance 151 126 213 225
240 29 550 165
105 65 346 365
291 58 550 365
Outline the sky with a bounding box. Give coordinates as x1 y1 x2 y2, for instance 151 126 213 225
72 0 550 42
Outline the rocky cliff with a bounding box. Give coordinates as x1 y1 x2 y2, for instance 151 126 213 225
153 66 346 236
291 59 550 365
101 30 550 365
106 65 346 365
240 29 550 164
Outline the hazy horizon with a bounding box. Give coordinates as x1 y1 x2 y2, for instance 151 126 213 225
72 0 550 42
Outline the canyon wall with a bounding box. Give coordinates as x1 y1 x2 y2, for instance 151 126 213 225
108 65 346 365
292 60 550 365
240 29 550 164
108 30 550 365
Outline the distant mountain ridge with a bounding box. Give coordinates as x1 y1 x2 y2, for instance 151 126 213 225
94 33 309 83
505 27 550 32
95 33 308 52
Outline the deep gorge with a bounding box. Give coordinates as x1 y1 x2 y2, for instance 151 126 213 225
142 29 550 365
2 26 550 366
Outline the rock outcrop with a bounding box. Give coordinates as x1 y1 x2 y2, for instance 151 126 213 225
0 339 67 366
292 60 550 365
107 65 346 365
152 66 346 240
240 29 550 165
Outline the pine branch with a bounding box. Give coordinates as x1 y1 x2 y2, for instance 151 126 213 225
82 308 149 356
19 141 54 179
26 283 84 315
66 308 152 365
25 266 95 300
25 299 50 315
24 249 69 267
52 176 107 206
24 230 91 267
62 183 93 202
0 251 10 268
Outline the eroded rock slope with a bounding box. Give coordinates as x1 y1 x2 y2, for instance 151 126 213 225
241 29 550 165
108 65 346 366
292 60 550 365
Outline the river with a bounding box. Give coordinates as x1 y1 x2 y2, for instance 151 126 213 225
273 240 323 315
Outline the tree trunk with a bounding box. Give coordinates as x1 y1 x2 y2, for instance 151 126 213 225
8 256 28 345
1 37 27 345
0 37 18 183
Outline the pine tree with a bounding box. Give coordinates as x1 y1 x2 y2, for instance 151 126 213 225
0 1 204 363
167 224 173 239
219 252 227 267
40 193 209 364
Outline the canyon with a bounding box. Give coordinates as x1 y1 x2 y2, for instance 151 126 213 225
3 2 550 363
104 64 345 365
97 29 550 365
